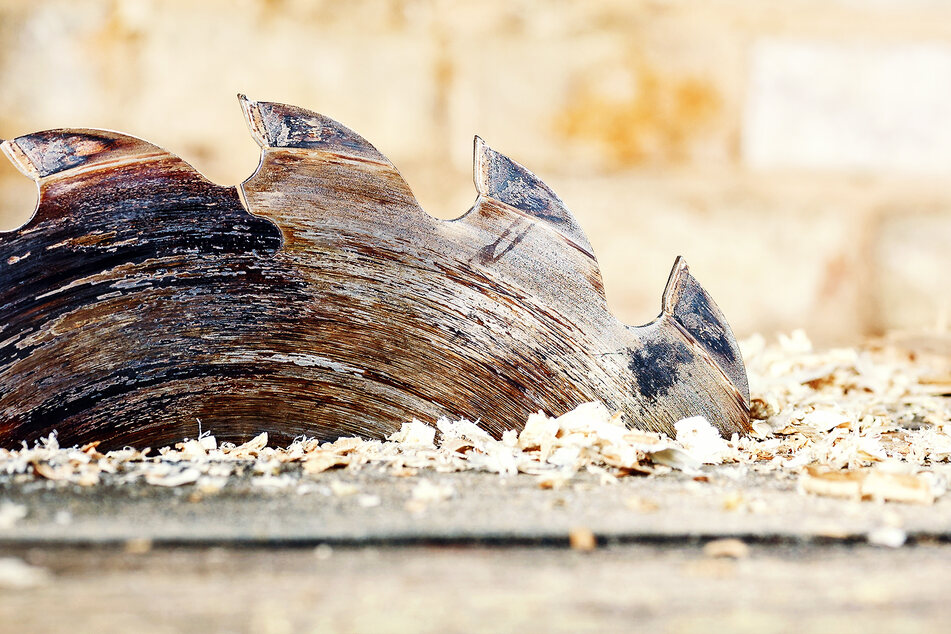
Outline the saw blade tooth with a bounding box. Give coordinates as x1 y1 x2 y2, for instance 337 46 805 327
1 138 40 181
1 130 173 181
472 136 593 256
0 96 754 447
0 130 202 234
238 94 388 164
661 256 750 406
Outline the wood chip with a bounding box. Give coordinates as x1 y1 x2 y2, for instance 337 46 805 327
867 526 907 548
799 467 864 500
32 462 72 481
624 496 660 512
703 538 750 559
123 537 153 554
0 558 49 589
329 480 360 497
800 466 935 504
862 470 934 505
0 502 27 529
569 527 597 551
303 453 349 475
231 432 268 457
145 467 201 488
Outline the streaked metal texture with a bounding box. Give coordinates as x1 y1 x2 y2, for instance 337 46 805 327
0 96 750 448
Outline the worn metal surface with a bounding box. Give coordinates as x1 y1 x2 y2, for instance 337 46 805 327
0 96 749 448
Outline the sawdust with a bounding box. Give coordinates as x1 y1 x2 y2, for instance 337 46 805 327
0 501 27 528
0 331 948 506
703 538 750 559
405 479 455 513
867 526 907 548
0 558 49 590
569 527 597 551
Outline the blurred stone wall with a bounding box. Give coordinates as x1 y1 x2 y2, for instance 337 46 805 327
1 0 949 342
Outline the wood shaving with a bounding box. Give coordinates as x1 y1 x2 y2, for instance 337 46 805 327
624 496 660 512
145 467 201 488
0 501 27 529
675 416 732 464
0 558 49 590
568 527 597 551
703 538 750 559
867 526 907 548
123 537 153 554
405 479 454 513
0 332 947 507
357 494 382 508
329 480 361 497
303 453 350 475
800 466 937 504
410 479 454 503
721 491 746 511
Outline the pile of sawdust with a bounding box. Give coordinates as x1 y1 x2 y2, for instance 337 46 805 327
1 331 949 504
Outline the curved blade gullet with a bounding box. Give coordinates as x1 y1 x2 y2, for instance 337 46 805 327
0 96 750 448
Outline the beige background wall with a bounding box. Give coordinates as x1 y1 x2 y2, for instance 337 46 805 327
1 0 949 343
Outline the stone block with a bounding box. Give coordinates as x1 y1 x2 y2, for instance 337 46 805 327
0 0 441 192
548 171 871 342
744 40 951 174
873 210 951 332
444 5 744 175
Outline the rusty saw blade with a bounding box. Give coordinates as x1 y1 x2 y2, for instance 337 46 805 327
0 96 750 449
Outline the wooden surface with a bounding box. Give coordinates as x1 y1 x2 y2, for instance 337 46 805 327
2 542 948 633
2 468 949 546
2 448 946 632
